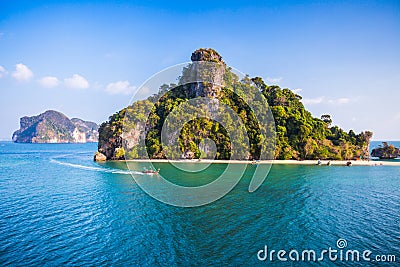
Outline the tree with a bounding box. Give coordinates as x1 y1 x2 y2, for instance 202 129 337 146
251 77 267 91
321 114 332 127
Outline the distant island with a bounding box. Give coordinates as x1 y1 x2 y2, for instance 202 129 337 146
13 110 98 143
96 48 373 161
371 142 400 159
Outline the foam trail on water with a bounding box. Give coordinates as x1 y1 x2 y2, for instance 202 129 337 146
50 158 141 175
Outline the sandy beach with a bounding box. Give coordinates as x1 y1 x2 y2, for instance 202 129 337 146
124 159 400 166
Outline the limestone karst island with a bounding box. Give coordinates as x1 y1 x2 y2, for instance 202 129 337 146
13 110 99 143
95 48 374 162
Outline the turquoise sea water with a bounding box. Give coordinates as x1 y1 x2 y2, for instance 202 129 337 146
0 142 399 266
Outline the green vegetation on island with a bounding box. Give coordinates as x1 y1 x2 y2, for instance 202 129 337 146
97 48 372 161
13 110 99 143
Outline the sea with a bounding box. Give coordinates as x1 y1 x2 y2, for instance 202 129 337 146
0 141 399 266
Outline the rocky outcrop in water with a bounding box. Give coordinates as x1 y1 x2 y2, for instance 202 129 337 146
97 48 372 161
94 151 107 161
12 110 99 143
371 142 400 159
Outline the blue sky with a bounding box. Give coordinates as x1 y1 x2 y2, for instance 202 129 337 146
0 0 399 140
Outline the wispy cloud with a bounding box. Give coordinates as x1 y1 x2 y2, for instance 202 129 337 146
134 86 152 98
91 82 103 91
336 97 350 104
302 96 324 105
330 97 350 104
303 96 350 105
38 76 60 88
12 63 33 82
0 65 7 78
64 74 89 89
292 88 302 94
265 77 283 84
105 80 136 95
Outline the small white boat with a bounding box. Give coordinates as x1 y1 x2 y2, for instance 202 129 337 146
142 169 160 174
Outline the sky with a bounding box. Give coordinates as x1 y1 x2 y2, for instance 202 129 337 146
0 0 399 140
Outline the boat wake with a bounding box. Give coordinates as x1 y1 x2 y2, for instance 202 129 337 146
50 158 142 175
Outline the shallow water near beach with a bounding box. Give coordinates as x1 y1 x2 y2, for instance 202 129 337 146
0 142 399 266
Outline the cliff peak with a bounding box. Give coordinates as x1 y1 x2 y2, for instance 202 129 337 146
191 48 223 63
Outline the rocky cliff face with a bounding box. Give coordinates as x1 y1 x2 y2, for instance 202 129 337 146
97 48 226 160
12 110 99 143
190 48 223 62
70 118 99 142
185 49 225 99
97 110 126 160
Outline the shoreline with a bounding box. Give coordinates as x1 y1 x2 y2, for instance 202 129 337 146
119 159 400 166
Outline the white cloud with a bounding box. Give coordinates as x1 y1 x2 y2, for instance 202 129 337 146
38 76 60 88
0 65 7 78
265 77 283 84
302 96 324 105
337 98 350 104
327 97 350 104
303 96 350 105
12 63 33 81
292 88 302 94
105 80 136 95
64 74 89 89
